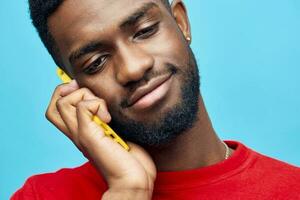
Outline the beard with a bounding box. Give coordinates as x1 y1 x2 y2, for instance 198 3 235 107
109 47 200 147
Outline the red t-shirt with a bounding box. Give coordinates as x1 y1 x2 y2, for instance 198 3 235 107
11 141 300 199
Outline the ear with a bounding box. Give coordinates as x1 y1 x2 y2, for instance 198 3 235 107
171 0 192 44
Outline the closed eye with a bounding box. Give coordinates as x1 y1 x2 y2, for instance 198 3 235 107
83 55 109 75
133 22 160 40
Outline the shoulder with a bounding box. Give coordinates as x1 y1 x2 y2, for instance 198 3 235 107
246 147 300 190
251 149 300 176
249 150 300 198
228 141 300 198
11 162 107 200
229 140 300 177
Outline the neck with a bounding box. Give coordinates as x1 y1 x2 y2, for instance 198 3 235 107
147 94 233 171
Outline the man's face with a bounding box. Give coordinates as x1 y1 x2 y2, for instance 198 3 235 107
48 0 200 146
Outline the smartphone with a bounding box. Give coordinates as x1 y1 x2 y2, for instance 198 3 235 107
56 67 130 151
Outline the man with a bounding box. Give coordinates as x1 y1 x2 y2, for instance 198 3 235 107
12 0 300 199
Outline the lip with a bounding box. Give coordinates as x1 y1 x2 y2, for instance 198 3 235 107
127 73 173 108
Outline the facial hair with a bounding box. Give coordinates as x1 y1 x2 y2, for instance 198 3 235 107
109 47 200 147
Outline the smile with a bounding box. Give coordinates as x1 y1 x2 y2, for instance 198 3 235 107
128 73 173 110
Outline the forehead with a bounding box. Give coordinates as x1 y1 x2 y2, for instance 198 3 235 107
48 0 166 51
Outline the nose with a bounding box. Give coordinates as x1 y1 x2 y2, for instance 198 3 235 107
115 42 154 86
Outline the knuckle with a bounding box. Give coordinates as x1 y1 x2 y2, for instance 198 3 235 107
98 98 106 104
56 97 67 109
77 101 87 109
54 84 66 94
97 98 107 108
45 106 56 123
45 108 52 121
100 101 109 112
81 87 92 95
81 87 97 99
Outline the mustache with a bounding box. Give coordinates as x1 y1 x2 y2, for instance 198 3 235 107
120 63 178 108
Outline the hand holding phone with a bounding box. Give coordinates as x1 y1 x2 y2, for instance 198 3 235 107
44 67 157 199
57 67 129 151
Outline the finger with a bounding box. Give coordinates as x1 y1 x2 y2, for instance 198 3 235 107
45 81 79 135
76 99 136 179
60 80 79 97
56 87 94 135
94 99 111 123
74 88 111 123
57 88 111 135
59 87 96 106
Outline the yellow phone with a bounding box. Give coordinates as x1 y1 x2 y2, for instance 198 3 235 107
56 67 130 151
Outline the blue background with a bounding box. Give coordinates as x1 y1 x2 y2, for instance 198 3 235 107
1 0 299 199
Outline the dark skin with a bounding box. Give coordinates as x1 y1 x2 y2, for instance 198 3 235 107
46 0 234 199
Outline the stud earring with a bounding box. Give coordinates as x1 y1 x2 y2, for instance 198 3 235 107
186 36 191 42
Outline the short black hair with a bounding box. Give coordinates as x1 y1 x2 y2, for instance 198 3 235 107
28 0 171 69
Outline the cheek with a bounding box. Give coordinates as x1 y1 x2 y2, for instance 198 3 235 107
146 24 190 65
78 75 122 110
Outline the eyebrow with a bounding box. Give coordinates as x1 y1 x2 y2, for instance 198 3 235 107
68 2 159 64
119 2 159 30
69 41 104 64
